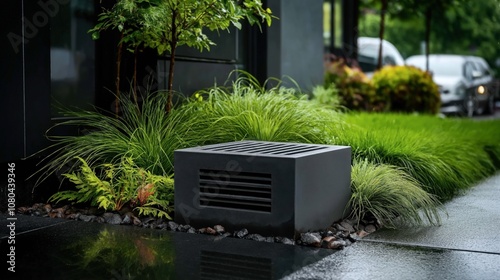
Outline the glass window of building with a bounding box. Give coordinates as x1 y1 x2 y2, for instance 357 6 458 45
50 0 95 118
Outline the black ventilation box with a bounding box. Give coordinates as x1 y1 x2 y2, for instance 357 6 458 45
174 141 351 238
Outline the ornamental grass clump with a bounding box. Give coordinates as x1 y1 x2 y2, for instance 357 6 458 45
177 72 346 145
348 160 442 228
310 85 342 110
447 118 500 169
36 92 193 183
338 113 498 201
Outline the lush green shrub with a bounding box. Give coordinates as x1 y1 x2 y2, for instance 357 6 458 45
49 157 174 218
372 65 441 114
325 60 388 112
348 160 441 228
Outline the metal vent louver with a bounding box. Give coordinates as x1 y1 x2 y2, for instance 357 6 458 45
200 251 272 280
199 169 272 213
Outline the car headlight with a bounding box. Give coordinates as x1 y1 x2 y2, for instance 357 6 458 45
456 86 466 97
477 85 486 94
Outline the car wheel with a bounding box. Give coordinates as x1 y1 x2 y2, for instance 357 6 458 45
484 95 495 115
463 95 476 117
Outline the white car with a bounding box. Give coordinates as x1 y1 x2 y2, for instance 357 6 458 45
357 37 405 76
406 54 496 116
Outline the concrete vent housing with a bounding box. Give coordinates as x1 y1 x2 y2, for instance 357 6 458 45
174 141 351 238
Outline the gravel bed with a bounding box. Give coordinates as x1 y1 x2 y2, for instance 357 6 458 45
16 203 380 250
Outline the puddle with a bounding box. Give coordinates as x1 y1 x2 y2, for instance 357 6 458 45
1 220 333 279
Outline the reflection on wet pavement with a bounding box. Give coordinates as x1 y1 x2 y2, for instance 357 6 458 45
0 219 333 279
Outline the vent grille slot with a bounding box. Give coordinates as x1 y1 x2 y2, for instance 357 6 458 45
201 141 327 156
200 251 272 280
199 169 272 213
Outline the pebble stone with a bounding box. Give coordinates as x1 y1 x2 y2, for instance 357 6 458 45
16 203 382 251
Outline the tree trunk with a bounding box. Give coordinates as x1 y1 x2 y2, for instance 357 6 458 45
115 33 124 117
377 0 388 70
167 45 176 113
133 46 138 107
424 7 431 72
166 10 177 113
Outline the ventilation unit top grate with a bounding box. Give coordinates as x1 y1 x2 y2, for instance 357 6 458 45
200 141 328 156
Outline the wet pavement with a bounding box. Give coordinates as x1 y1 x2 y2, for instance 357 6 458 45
0 214 333 279
284 242 500 280
2 173 500 279
363 174 500 254
286 173 500 279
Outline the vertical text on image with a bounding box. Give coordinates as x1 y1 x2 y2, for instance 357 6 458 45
7 162 17 273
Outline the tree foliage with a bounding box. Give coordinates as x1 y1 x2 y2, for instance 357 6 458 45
90 0 274 112
359 0 500 74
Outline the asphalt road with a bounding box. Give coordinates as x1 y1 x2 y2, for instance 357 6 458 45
472 101 500 120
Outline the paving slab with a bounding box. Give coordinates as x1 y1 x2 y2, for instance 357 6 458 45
0 213 70 239
284 242 500 280
364 174 500 254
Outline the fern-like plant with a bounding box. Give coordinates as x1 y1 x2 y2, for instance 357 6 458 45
49 157 174 219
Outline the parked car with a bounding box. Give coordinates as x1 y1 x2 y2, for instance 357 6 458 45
357 37 405 76
405 54 496 116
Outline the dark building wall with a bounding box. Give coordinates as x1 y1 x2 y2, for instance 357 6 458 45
267 0 324 91
0 0 339 209
1 0 52 162
1 0 54 209
1 0 24 163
